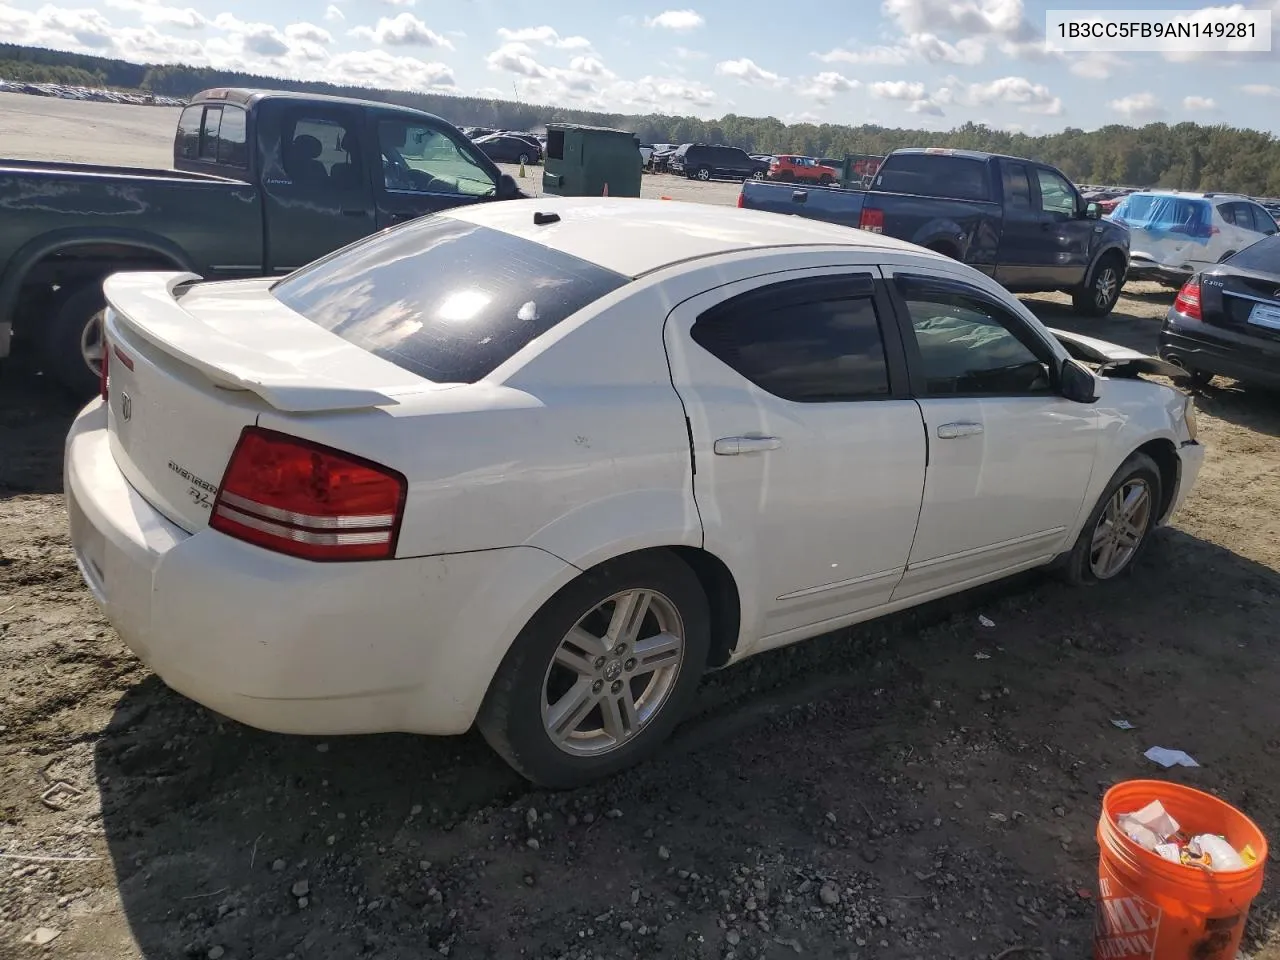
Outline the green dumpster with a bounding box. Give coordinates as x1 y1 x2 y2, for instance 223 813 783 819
541 124 643 198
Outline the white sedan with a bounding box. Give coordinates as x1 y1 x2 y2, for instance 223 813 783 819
66 197 1204 787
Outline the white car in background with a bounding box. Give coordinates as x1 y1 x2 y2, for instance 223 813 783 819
66 198 1203 787
1110 190 1278 285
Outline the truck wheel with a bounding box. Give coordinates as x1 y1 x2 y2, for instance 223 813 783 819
517 153 531 166
44 283 106 401
477 550 711 789
925 242 960 261
1071 254 1123 317
695 167 712 182
750 169 766 180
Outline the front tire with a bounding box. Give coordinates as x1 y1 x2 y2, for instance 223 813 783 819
1072 254 1124 317
750 169 766 180
1059 453 1162 587
478 551 711 789
695 166 712 182
44 283 106 401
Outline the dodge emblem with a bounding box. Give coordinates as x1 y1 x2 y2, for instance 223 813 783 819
120 392 132 422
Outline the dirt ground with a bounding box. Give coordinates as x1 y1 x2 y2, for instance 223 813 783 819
4 95 1280 960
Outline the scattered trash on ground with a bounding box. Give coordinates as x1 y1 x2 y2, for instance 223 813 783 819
1144 746 1200 768
1110 719 1136 731
974 652 992 660
1115 799 1254 870
978 615 995 628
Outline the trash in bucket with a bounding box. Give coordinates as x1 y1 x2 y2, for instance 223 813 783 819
1095 780 1267 960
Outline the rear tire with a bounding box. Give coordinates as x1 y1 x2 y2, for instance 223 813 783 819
750 169 766 180
44 283 106 401
925 242 960 261
1072 254 1124 317
1058 453 1162 587
517 153 530 166
695 166 712 182
477 550 711 789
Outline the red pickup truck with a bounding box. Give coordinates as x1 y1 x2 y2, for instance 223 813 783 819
768 155 840 184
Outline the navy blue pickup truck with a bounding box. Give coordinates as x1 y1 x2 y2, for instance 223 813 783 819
739 147 1131 317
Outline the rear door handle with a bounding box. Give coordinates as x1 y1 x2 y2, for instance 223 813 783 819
714 436 782 455
937 421 984 439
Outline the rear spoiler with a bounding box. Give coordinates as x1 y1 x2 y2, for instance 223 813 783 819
1048 327 1189 381
104 272 403 412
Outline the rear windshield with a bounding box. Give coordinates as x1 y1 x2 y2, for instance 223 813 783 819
271 217 629 384
1226 235 1280 272
1111 194 1208 229
875 154 990 202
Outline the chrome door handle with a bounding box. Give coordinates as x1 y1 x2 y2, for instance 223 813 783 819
714 436 782 455
937 421 984 439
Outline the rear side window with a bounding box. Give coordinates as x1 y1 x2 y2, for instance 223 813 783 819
175 105 203 161
199 106 222 162
1001 162 1032 210
875 154 989 202
1225 235 1280 272
216 105 248 168
691 286 891 402
271 217 629 384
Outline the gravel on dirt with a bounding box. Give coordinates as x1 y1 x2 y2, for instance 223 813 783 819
3 94 1280 960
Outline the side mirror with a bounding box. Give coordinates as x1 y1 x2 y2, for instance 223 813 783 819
1085 202 1101 219
497 173 524 199
1060 358 1099 404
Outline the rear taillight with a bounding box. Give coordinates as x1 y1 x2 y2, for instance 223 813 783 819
210 427 407 562
859 206 884 234
1173 277 1202 320
736 190 745 208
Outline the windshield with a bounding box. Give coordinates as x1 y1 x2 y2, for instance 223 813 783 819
272 216 629 384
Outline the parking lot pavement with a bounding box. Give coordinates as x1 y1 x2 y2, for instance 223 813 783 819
4 95 1280 960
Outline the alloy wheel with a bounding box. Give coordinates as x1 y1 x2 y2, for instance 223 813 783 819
1089 478 1151 579
81 310 106 377
541 589 685 756
1094 266 1118 310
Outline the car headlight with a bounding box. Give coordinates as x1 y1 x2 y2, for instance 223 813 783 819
1183 394 1198 441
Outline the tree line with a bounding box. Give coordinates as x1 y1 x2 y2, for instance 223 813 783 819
3 43 1279 196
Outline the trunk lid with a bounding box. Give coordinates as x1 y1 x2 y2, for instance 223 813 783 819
1203 269 1280 342
102 272 437 532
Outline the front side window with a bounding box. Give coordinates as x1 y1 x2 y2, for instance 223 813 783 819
378 120 496 197
272 217 628 384
1035 168 1076 217
897 278 1052 395
691 286 891 402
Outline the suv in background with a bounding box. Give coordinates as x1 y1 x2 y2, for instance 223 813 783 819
1108 191 1278 285
670 144 769 182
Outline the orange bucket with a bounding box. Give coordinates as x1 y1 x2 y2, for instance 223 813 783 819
1095 780 1267 960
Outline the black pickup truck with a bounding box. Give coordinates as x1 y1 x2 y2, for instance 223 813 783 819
739 147 1131 318
0 88 525 397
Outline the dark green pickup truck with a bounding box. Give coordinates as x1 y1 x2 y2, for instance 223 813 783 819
0 87 525 397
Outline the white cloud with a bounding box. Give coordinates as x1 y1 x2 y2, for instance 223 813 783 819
908 99 945 115
1241 83 1280 96
962 75 1062 114
486 41 550 78
105 0 206 30
28 4 115 47
714 57 785 87
814 45 910 66
645 9 705 30
869 80 927 101
328 49 454 89
674 46 706 60
1182 95 1216 111
1068 52 1127 80
495 25 590 49
815 32 984 67
380 0 416 5
883 0 1033 40
1109 92 1165 122
349 13 452 48
324 5 344 23
629 74 716 108
285 22 332 45
803 71 859 101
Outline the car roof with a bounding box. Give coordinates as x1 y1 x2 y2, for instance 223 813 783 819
1128 190 1248 201
190 88 454 127
442 197 932 278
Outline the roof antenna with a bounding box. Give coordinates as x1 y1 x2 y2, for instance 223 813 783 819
533 211 561 225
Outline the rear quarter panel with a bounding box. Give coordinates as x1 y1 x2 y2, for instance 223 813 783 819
872 194 1001 270
739 180 867 228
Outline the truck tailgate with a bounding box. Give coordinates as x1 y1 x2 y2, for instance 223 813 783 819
739 180 867 228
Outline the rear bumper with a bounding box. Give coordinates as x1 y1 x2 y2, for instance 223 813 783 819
1159 317 1280 389
65 402 575 737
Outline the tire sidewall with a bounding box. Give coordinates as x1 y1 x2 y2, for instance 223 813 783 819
697 167 711 181
1064 453 1163 586
1074 254 1124 316
44 283 106 401
479 551 711 789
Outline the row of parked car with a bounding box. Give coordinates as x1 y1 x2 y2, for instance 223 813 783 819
0 78 186 107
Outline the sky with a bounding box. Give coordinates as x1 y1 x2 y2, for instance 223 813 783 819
2 0 1280 134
